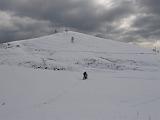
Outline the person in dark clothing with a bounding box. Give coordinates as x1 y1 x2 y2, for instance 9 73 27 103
83 72 88 80
71 36 74 43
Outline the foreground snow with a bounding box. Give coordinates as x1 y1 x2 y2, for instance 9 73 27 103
0 31 160 120
0 66 160 120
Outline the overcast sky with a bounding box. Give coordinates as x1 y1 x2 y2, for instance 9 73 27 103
0 0 160 43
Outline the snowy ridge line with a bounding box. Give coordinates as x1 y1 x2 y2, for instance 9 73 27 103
40 50 155 55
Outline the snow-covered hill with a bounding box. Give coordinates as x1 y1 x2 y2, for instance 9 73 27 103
0 31 159 71
0 31 160 120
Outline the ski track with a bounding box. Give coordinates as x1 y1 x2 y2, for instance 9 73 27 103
130 96 160 107
34 80 83 109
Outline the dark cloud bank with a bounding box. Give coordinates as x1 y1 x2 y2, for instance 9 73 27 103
0 0 160 43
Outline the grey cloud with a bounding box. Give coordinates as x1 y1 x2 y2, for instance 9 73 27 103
102 1 135 21
128 6 160 40
0 11 52 43
103 0 160 42
0 0 160 43
138 0 160 14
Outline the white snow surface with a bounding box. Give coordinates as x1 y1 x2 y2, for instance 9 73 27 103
0 31 160 120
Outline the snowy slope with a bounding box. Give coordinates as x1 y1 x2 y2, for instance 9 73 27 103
0 31 159 71
0 31 160 120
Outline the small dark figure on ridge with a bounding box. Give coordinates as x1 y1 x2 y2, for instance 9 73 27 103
71 36 74 43
83 72 88 80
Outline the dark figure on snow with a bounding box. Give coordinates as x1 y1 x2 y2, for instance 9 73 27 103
71 36 74 43
83 72 88 80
